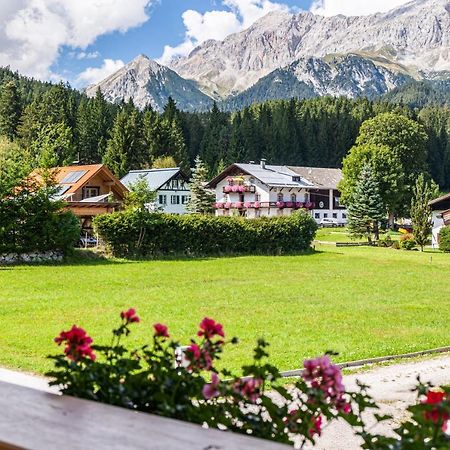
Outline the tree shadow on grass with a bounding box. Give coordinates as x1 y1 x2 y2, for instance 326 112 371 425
0 248 323 269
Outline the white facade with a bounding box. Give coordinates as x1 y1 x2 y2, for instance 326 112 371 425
121 168 191 215
429 193 450 249
155 177 191 214
209 163 347 224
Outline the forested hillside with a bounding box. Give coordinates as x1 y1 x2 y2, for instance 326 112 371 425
0 67 449 189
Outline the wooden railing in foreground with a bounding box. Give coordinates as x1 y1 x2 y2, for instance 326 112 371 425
0 381 289 450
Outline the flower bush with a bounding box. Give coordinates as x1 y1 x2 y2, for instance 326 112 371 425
400 233 416 250
48 312 449 448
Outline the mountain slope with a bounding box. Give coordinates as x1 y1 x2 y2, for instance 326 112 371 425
170 0 450 98
85 55 213 112
222 54 411 110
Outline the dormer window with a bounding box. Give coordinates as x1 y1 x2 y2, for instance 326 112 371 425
292 176 301 182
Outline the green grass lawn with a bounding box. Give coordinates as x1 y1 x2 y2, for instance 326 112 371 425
315 227 401 243
0 246 449 375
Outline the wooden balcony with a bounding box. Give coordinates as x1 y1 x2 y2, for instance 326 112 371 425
0 380 290 450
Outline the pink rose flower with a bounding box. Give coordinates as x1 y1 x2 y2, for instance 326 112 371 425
197 317 225 339
153 323 169 338
55 325 96 362
120 308 140 324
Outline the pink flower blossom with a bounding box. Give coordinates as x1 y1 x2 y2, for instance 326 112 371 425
197 318 225 339
185 343 213 370
153 323 169 338
120 308 140 324
202 372 220 399
309 415 322 437
302 355 345 403
234 378 262 403
55 325 96 362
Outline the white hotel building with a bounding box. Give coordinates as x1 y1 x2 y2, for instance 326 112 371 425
207 160 347 225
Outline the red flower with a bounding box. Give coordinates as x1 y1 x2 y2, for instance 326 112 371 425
424 390 445 405
185 344 213 370
422 390 449 431
197 317 224 339
54 325 96 362
153 323 169 338
309 415 323 437
120 308 140 324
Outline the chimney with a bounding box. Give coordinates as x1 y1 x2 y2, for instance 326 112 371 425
260 159 266 169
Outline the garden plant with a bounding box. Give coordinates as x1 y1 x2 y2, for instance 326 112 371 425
48 310 449 449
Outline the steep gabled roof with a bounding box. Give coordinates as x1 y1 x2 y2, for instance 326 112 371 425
29 164 128 200
121 168 187 191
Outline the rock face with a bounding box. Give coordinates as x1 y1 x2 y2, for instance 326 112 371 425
86 0 450 110
222 54 411 110
171 0 450 98
85 55 213 112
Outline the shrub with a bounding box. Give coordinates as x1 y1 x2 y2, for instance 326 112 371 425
0 183 80 254
48 310 450 449
400 233 416 251
93 210 318 258
439 227 450 252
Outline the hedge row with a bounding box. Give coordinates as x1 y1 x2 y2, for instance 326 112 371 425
93 211 318 257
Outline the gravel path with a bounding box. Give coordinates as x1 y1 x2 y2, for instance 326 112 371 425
313 356 450 449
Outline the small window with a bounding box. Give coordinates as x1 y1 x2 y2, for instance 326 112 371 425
255 193 261 202
181 195 190 205
291 193 297 202
83 186 100 199
171 195 180 205
315 213 320 219
333 213 337 219
277 193 283 202
159 195 167 205
342 213 347 219
324 213 328 218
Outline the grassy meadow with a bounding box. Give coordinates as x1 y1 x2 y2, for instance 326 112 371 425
1 243 449 376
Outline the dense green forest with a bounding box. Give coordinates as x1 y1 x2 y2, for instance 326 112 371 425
0 67 449 189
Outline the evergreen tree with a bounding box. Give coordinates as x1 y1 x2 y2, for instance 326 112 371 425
347 164 386 243
0 80 21 140
103 108 145 177
186 156 215 214
410 174 438 251
32 122 74 167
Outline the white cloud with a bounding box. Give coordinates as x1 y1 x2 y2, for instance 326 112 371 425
76 51 101 60
159 0 288 64
310 0 410 17
0 0 152 80
76 59 125 86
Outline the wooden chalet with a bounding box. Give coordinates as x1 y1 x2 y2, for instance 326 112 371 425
29 164 128 232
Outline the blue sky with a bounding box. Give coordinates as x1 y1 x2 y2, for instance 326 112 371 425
0 0 409 87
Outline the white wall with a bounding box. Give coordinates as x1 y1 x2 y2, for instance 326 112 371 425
431 211 445 248
156 189 190 214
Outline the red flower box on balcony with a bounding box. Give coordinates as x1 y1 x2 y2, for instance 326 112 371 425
224 185 232 193
276 201 285 208
234 202 244 209
244 202 252 208
296 202 304 209
286 202 294 208
254 201 261 209
224 202 232 209
232 186 240 193
215 202 224 209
